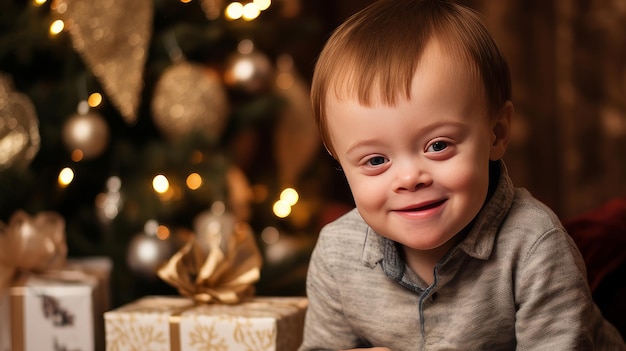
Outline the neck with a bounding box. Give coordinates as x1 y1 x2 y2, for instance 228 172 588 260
402 239 456 286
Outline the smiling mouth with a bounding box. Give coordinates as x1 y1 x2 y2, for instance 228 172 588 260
398 199 447 212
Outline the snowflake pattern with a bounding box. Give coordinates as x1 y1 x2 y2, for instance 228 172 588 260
106 318 168 351
105 296 307 351
188 323 228 351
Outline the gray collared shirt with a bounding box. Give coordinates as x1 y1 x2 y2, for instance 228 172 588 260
299 162 625 350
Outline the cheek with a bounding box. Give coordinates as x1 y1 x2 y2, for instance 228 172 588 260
453 139 492 188
343 171 385 208
437 157 490 195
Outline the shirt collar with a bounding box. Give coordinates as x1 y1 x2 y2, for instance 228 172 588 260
361 160 516 268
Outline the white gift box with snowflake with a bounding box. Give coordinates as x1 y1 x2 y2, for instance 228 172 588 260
104 296 308 351
2 274 96 351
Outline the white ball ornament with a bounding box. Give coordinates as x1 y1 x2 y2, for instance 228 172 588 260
62 110 109 159
224 39 273 93
126 220 173 279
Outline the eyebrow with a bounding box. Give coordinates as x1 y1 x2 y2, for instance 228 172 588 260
345 139 382 157
344 120 469 156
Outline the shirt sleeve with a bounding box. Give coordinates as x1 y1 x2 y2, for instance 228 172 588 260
298 227 364 351
514 226 625 350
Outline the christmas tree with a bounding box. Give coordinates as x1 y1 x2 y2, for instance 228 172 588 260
0 0 355 307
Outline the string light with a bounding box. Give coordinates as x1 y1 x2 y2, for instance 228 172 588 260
58 167 74 187
152 174 170 194
33 0 47 6
242 3 261 20
273 200 291 218
280 187 299 206
186 173 202 190
253 0 271 11
156 225 170 240
225 1 271 21
49 20 65 36
88 93 103 108
272 187 299 218
225 2 244 20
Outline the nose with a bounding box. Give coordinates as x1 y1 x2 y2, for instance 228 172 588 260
393 160 432 192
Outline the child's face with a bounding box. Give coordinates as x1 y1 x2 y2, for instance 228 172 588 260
326 39 509 253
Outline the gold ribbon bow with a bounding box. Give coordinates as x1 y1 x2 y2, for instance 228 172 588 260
157 213 262 305
0 210 68 293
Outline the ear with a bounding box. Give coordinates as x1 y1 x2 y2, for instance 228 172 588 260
489 101 513 161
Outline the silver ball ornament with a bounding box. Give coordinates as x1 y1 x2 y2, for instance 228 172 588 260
126 221 173 279
62 111 109 159
224 40 273 93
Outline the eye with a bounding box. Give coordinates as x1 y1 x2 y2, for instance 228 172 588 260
427 140 448 153
366 156 387 166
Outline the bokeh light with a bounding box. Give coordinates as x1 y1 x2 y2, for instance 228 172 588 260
88 93 103 107
273 199 291 218
225 2 244 20
253 0 271 11
58 167 74 187
152 174 170 194
186 173 202 190
242 3 260 20
156 225 170 240
280 187 299 206
49 20 64 36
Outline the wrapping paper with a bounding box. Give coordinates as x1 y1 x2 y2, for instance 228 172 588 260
104 296 308 351
5 273 96 351
67 257 113 351
0 291 10 351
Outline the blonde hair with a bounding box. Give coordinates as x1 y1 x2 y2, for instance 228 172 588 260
311 0 511 157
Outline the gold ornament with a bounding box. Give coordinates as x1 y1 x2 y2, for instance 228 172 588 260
55 0 153 124
0 73 40 171
273 55 320 185
152 61 230 142
62 110 110 159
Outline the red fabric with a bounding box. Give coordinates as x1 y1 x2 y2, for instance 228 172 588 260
563 198 626 292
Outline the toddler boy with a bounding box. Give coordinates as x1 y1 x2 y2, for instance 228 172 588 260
299 0 625 349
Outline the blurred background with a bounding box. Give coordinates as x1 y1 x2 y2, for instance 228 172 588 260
1 0 624 308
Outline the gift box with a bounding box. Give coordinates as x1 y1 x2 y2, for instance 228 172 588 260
3 273 97 351
104 295 308 351
66 257 113 351
104 207 308 350
0 259 112 351
0 291 10 351
0 210 112 351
